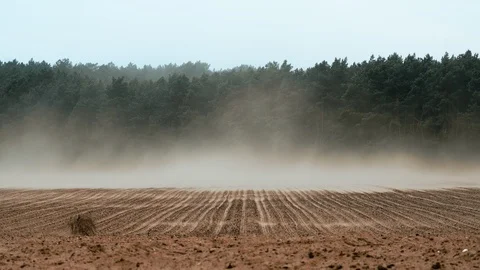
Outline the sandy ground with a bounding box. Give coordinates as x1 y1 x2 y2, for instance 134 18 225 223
1 232 479 269
0 188 479 269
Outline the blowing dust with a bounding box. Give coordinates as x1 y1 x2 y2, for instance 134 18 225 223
0 139 479 191
1 93 479 191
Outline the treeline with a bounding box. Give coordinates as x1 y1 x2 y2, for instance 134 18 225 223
1 51 480 156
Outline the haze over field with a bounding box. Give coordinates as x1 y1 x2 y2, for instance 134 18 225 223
1 135 479 190
2 53 480 191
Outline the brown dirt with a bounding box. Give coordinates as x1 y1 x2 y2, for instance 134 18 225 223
0 188 479 269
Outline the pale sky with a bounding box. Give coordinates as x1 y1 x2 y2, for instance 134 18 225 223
1 0 478 69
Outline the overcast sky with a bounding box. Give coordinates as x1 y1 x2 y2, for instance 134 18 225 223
1 0 478 69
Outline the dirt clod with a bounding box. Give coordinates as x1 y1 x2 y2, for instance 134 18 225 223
69 214 96 236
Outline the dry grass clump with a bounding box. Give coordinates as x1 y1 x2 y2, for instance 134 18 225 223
69 214 96 236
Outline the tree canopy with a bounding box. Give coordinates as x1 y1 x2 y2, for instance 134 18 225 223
1 52 480 158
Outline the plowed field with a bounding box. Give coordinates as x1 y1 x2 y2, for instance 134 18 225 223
1 188 479 269
1 188 480 237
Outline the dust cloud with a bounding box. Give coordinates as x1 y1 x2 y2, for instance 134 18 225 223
1 97 479 191
0 140 479 190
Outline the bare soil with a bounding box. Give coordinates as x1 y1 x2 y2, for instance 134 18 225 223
0 188 479 269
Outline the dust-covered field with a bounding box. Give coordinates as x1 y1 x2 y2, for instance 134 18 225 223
1 188 479 269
